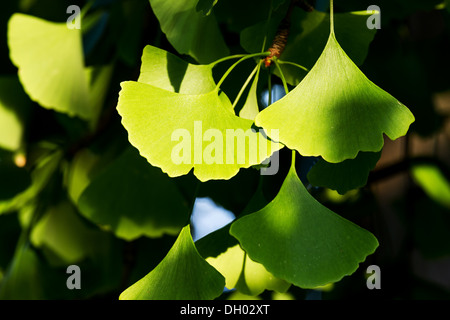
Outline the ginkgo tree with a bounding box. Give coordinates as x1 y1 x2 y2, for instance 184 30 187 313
1 0 449 301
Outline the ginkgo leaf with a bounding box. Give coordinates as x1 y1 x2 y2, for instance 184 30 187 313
117 83 282 182
149 0 229 63
239 63 261 121
206 243 290 296
8 13 89 119
119 225 225 300
256 31 415 163
307 151 381 195
77 147 189 240
7 13 110 122
137 45 216 94
230 158 378 288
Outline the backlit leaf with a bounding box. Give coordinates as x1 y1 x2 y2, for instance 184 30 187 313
117 83 282 182
119 225 225 300
256 32 414 163
230 159 378 288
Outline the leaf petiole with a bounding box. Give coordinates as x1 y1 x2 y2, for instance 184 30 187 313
215 52 270 90
276 60 309 73
273 59 289 96
232 61 261 110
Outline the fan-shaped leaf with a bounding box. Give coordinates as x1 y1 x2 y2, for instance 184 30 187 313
117 83 282 181
230 159 378 288
256 33 414 163
119 225 225 300
77 147 189 240
7 13 110 122
149 0 229 63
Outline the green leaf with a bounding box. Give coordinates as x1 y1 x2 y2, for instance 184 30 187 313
241 9 378 85
0 76 31 151
207 243 290 296
117 83 282 182
307 151 381 195
30 200 111 266
77 147 189 241
119 225 225 300
0 243 44 299
239 63 261 121
230 160 378 288
138 45 216 94
149 0 229 63
256 33 415 163
412 164 450 209
7 13 108 122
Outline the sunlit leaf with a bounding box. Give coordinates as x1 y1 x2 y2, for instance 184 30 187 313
230 159 378 288
7 13 110 123
412 164 450 209
117 83 282 182
256 32 414 163
239 63 261 121
119 225 225 300
149 0 229 63
307 151 381 194
207 244 290 296
78 147 189 240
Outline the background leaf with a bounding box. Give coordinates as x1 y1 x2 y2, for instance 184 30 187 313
149 0 229 63
307 151 381 194
77 147 189 240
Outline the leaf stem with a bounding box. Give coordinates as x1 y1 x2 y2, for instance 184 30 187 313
277 60 309 73
209 54 249 67
272 59 296 168
232 62 261 109
330 0 334 35
274 59 289 95
261 0 274 53
215 52 270 90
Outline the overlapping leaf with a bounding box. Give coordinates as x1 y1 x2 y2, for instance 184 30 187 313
77 147 189 240
119 225 225 300
149 0 229 63
256 31 415 163
117 47 282 181
230 160 378 288
308 151 381 194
